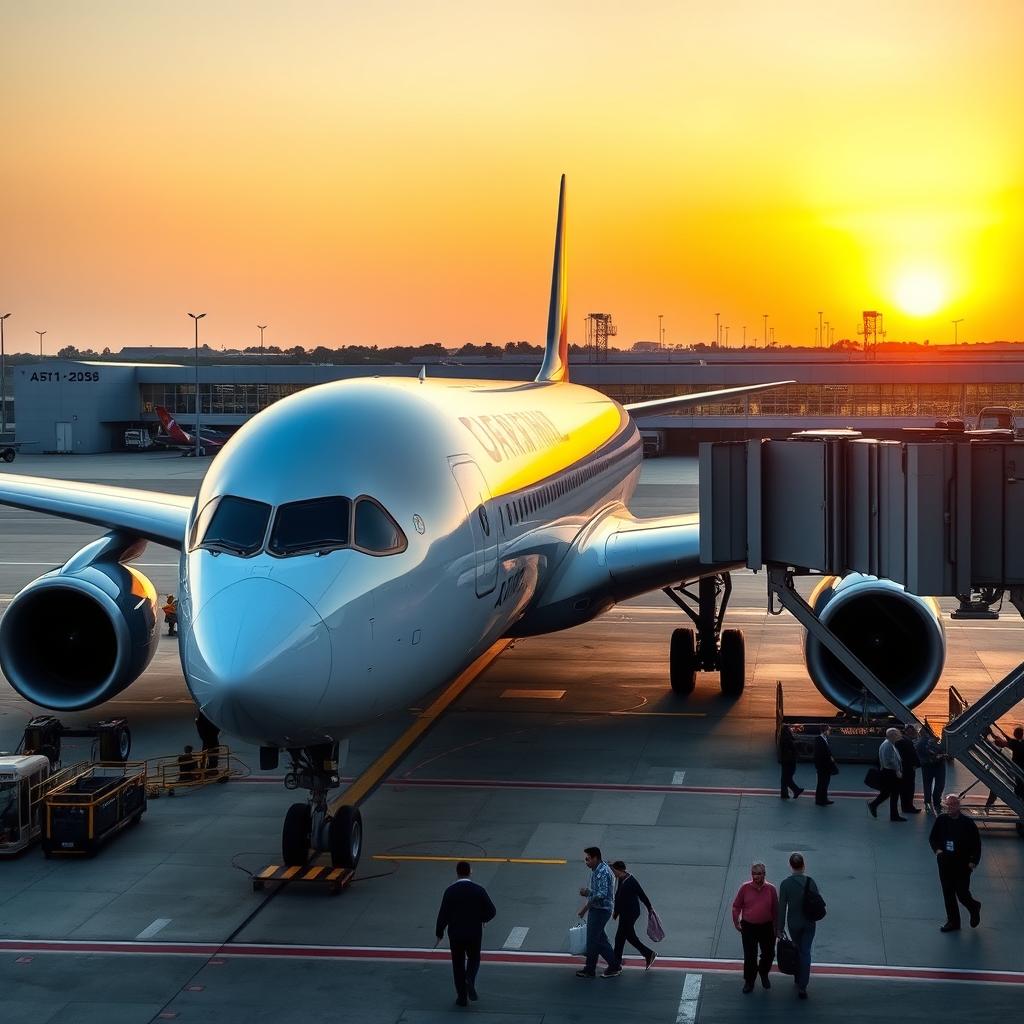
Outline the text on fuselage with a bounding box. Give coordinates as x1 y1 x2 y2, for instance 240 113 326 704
459 410 563 463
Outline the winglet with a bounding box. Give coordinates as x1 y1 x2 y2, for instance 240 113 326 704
536 174 568 383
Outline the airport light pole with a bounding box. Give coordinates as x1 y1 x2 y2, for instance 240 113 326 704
818 311 823 349
762 314 768 350
0 312 10 436
36 330 46 357
189 312 206 458
724 326 729 347
258 324 267 363
952 318 964 345
715 312 720 347
658 314 663 349
742 325 746 347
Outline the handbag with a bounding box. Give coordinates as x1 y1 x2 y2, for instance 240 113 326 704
802 877 827 922
568 920 587 955
864 767 884 790
776 933 798 976
646 908 666 943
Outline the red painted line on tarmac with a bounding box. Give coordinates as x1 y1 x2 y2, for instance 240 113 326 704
1 940 1022 985
239 774 875 799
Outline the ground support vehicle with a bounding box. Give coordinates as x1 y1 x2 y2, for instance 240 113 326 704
0 757 93 855
42 762 147 856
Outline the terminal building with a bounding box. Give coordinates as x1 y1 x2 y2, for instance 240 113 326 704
11 348 1024 454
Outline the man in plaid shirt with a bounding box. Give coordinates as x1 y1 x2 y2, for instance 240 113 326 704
576 846 619 978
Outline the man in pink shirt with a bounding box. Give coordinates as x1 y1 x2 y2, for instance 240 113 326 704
731 862 779 993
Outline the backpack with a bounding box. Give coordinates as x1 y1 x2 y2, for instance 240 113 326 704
802 877 827 922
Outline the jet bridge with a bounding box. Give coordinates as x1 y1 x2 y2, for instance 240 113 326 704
700 430 1024 830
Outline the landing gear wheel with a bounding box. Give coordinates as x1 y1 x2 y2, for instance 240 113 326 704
1016 821 1024 839
2 448 15 463
719 628 745 696
670 627 697 696
329 805 363 869
282 802 312 866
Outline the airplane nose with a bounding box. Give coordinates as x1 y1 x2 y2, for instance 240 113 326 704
185 577 332 741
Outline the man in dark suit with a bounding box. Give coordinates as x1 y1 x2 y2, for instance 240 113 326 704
436 861 497 1007
610 860 657 970
813 725 837 805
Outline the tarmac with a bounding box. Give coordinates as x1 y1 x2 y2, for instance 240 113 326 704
1 451 1023 1023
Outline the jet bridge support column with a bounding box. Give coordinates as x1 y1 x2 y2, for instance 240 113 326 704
766 566 921 727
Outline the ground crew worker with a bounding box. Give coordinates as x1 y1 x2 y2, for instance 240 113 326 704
162 594 178 636
177 744 200 784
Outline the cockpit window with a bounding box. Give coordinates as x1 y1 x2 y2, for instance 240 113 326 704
192 496 271 556
354 498 406 554
269 496 351 557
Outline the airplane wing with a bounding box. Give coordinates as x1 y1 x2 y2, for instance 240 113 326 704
0 474 191 548
624 380 794 415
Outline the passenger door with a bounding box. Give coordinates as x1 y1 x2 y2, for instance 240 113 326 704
449 458 498 597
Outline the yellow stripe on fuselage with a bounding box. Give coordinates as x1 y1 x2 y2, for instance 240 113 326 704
433 381 626 498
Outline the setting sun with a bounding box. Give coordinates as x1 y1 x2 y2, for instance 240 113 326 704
894 270 947 318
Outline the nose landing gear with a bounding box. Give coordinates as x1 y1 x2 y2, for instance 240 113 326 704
280 743 363 869
663 572 745 697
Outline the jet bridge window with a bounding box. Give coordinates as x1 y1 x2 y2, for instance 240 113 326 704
269 496 352 557
191 495 271 556
354 497 406 555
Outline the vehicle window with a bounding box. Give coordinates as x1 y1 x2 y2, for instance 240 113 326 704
194 496 272 556
354 498 406 554
269 496 351 556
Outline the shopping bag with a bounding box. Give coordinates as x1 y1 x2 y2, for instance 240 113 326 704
568 920 587 955
776 933 798 976
864 767 884 790
646 908 666 943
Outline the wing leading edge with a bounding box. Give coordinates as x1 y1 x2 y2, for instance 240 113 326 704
624 380 795 415
0 474 191 549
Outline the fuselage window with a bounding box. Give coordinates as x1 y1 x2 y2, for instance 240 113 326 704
477 505 491 537
269 495 351 557
193 495 272 556
354 497 407 554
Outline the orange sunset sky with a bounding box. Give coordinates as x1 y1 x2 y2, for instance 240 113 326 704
2 1 1023 352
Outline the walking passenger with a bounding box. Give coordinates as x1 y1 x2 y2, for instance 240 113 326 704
929 795 982 932
777 852 820 1000
915 725 947 815
435 861 497 1006
896 725 922 813
779 725 804 800
731 862 778 994
867 728 905 822
813 725 837 805
993 725 1024 799
575 847 617 978
609 860 657 971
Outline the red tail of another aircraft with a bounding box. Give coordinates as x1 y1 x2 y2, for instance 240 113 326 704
156 406 192 445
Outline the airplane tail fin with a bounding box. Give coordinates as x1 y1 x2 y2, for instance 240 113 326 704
156 406 190 443
535 174 568 384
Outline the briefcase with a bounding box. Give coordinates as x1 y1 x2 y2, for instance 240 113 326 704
776 934 798 976
864 767 884 790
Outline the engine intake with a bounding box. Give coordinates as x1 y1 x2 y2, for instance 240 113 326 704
0 533 159 711
804 574 945 716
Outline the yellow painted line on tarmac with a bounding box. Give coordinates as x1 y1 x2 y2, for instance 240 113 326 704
332 639 512 812
372 855 566 865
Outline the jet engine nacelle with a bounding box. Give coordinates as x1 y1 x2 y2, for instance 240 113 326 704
0 533 160 711
804 573 945 716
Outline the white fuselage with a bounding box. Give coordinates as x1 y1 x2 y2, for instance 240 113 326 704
179 376 642 747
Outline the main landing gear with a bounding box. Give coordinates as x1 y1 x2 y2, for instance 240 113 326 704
277 742 363 869
662 572 745 697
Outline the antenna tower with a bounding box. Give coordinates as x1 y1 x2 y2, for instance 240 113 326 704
585 313 616 363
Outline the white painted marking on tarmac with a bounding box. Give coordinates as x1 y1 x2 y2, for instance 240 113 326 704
500 689 566 699
136 918 172 940
676 972 702 1024
672 770 686 785
503 927 529 949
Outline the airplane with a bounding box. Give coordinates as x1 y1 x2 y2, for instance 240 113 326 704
0 178 936 873
154 405 230 455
